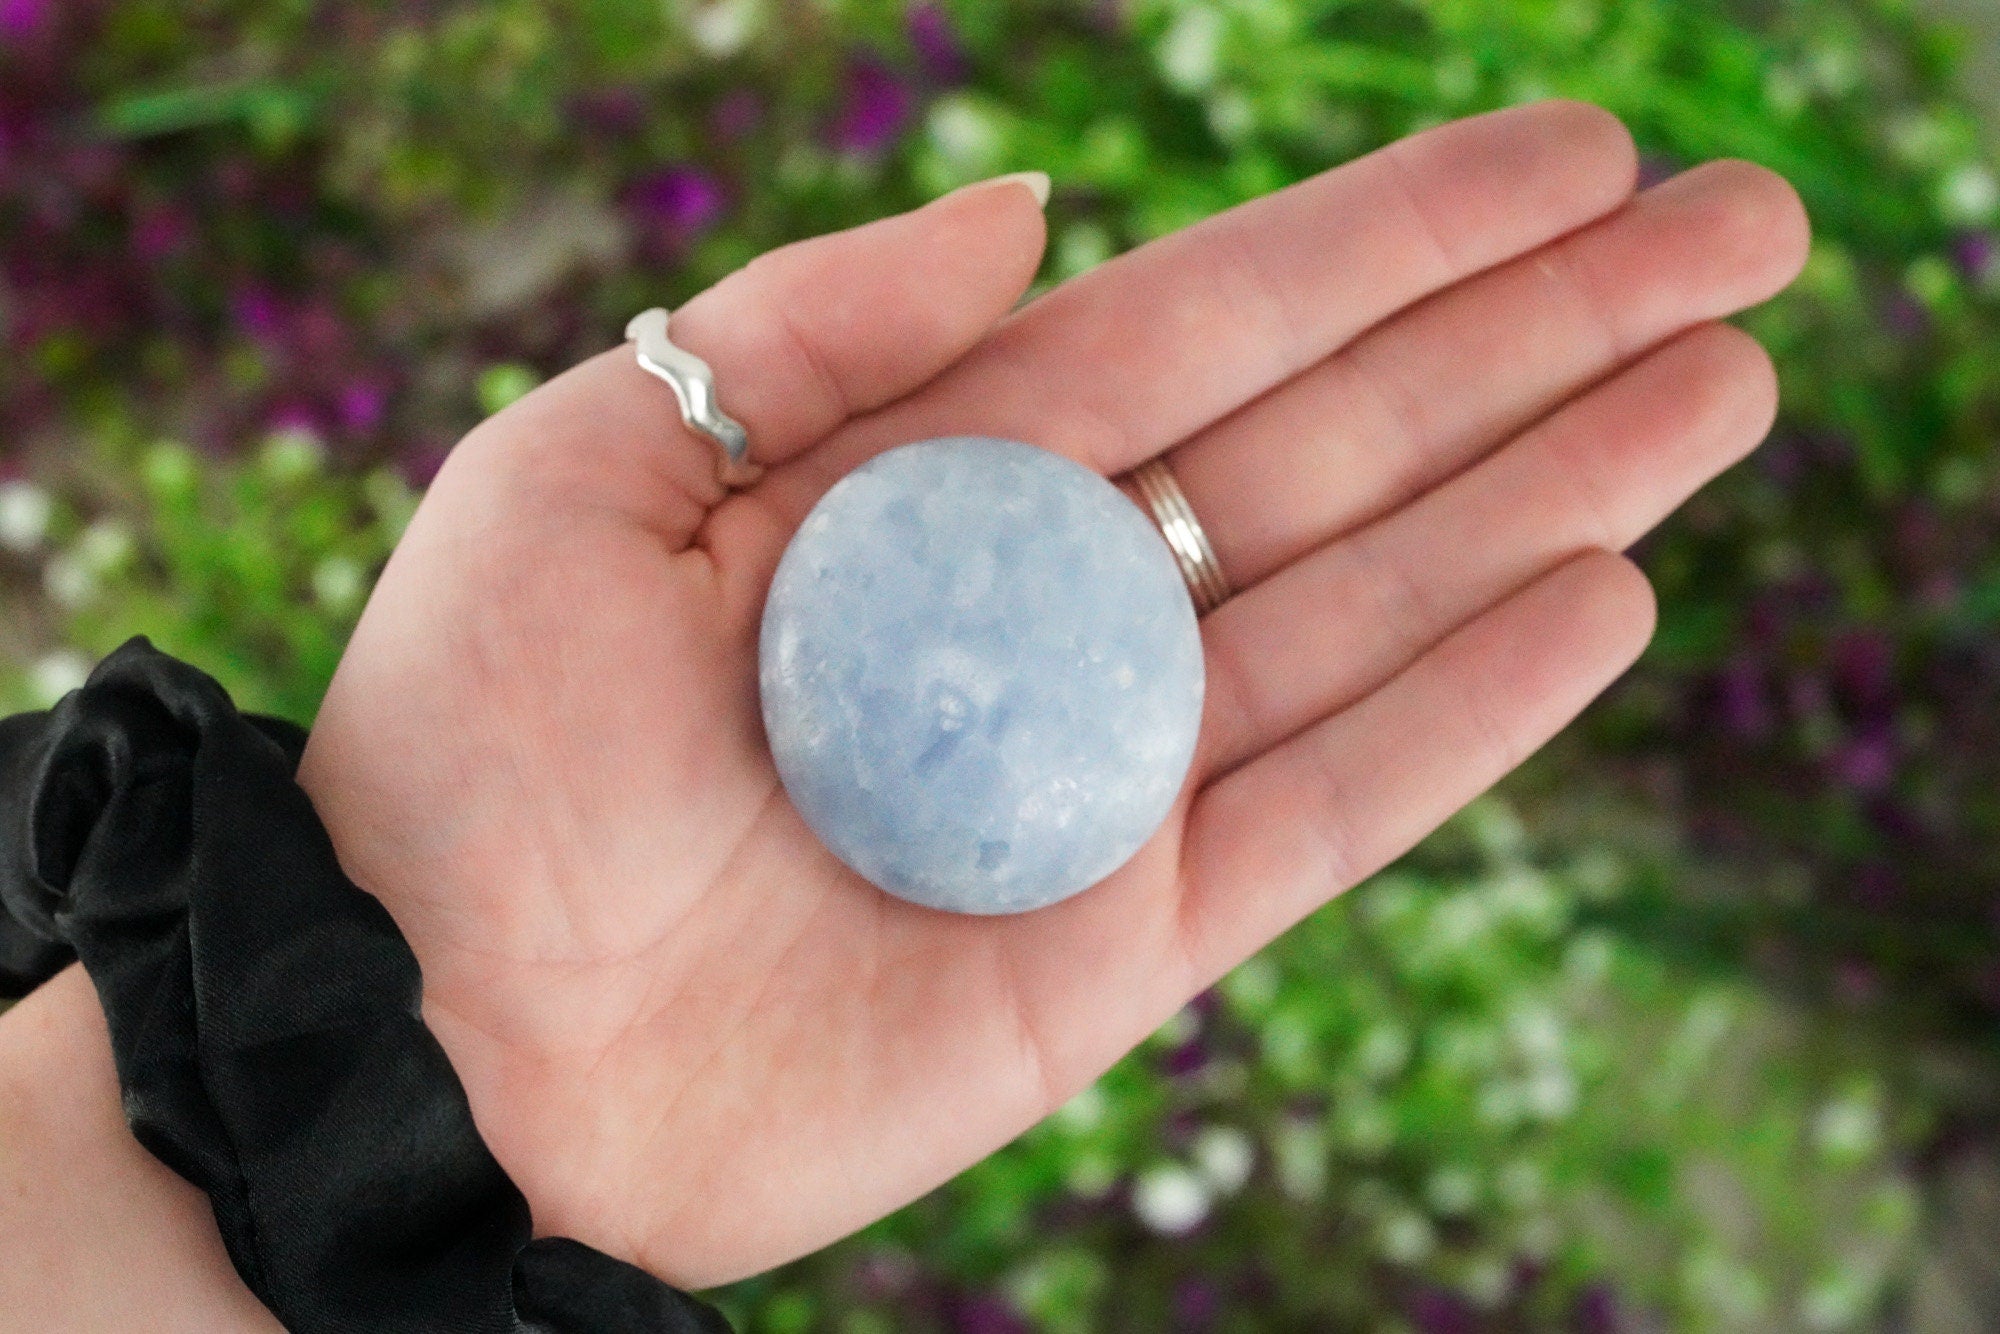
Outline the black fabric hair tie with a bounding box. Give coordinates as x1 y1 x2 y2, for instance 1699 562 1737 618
0 638 731 1334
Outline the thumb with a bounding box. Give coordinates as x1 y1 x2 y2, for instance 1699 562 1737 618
674 170 1052 465
453 173 1050 537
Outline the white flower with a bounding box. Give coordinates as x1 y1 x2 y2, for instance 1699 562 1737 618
1799 1265 1876 1330
1053 1082 1106 1134
1259 1011 1314 1080
1516 1214 1561 1260
1940 164 1999 226
1157 7 1223 95
1064 1151 1117 1200
1221 954 1279 1012
1524 1068 1577 1121
1462 1255 1513 1309
75 519 133 574
42 554 94 608
1811 1093 1882 1163
1353 1022 1411 1081
312 555 367 614
1378 1210 1435 1265
261 429 325 483
0 482 52 553
1131 1163 1211 1236
686 0 757 57
1336 1098 1395 1157
1152 1003 1199 1048
927 95 1003 174
1507 1005 1564 1062
1192 1125 1255 1196
1204 89 1255 145
30 650 91 705
1494 1159 1545 1209
1271 1114 1327 1200
1477 1079 1526 1128
1054 222 1114 281
1425 1166 1479 1217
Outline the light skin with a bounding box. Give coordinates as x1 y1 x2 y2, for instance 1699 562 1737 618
0 100 1808 1324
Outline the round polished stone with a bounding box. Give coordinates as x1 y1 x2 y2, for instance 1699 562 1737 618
759 436 1205 915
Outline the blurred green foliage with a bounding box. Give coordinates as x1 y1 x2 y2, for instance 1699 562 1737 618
0 434 412 718
5 0 1999 1326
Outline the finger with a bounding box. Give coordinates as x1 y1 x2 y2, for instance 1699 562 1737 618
1172 160 1810 589
1179 548 1656 978
773 100 1637 512
448 174 1049 543
1200 321 1774 777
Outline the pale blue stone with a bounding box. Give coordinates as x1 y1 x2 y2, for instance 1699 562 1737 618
759 436 1205 915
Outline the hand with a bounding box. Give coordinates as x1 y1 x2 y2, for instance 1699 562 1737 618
297 100 1809 1289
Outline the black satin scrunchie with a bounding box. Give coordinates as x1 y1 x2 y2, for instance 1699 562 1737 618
0 638 730 1334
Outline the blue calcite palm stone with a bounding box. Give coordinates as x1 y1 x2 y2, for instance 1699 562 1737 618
759 436 1205 915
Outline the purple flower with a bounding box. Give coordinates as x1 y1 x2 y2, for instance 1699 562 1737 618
569 87 647 136
0 0 49 38
295 300 349 359
852 1247 919 1300
1162 1036 1209 1077
266 401 325 438
908 3 969 82
1918 571 1959 612
1637 154 1681 190
1754 430 1809 490
1865 795 1923 843
1882 291 1929 339
1828 727 1896 793
1714 658 1774 740
950 1294 1028 1334
1408 1287 1476 1334
710 88 764 141
1835 958 1881 1004
338 380 389 433
1850 863 1904 910
1786 671 1831 722
398 441 451 489
58 141 123 198
629 165 727 238
232 284 285 340
832 55 912 155
131 205 193 262
1171 1277 1221 1327
1745 596 1786 649
1573 1284 1623 1334
213 155 259 201
1830 629 1896 715
1952 231 1995 282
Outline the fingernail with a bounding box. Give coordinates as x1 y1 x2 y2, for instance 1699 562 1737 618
954 170 1051 209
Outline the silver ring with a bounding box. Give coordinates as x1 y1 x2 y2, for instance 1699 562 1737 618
1127 457 1230 615
627 307 765 489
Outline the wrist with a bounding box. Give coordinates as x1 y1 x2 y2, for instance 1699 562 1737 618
0 968 280 1331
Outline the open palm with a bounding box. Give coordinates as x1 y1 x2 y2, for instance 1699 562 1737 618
296 101 1808 1291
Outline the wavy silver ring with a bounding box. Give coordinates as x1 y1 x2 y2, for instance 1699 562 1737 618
627 306 765 489
1128 457 1231 616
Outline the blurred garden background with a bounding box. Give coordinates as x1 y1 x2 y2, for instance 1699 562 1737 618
3 0 1999 1328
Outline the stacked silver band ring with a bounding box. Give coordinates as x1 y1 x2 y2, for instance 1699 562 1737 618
1128 457 1232 615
